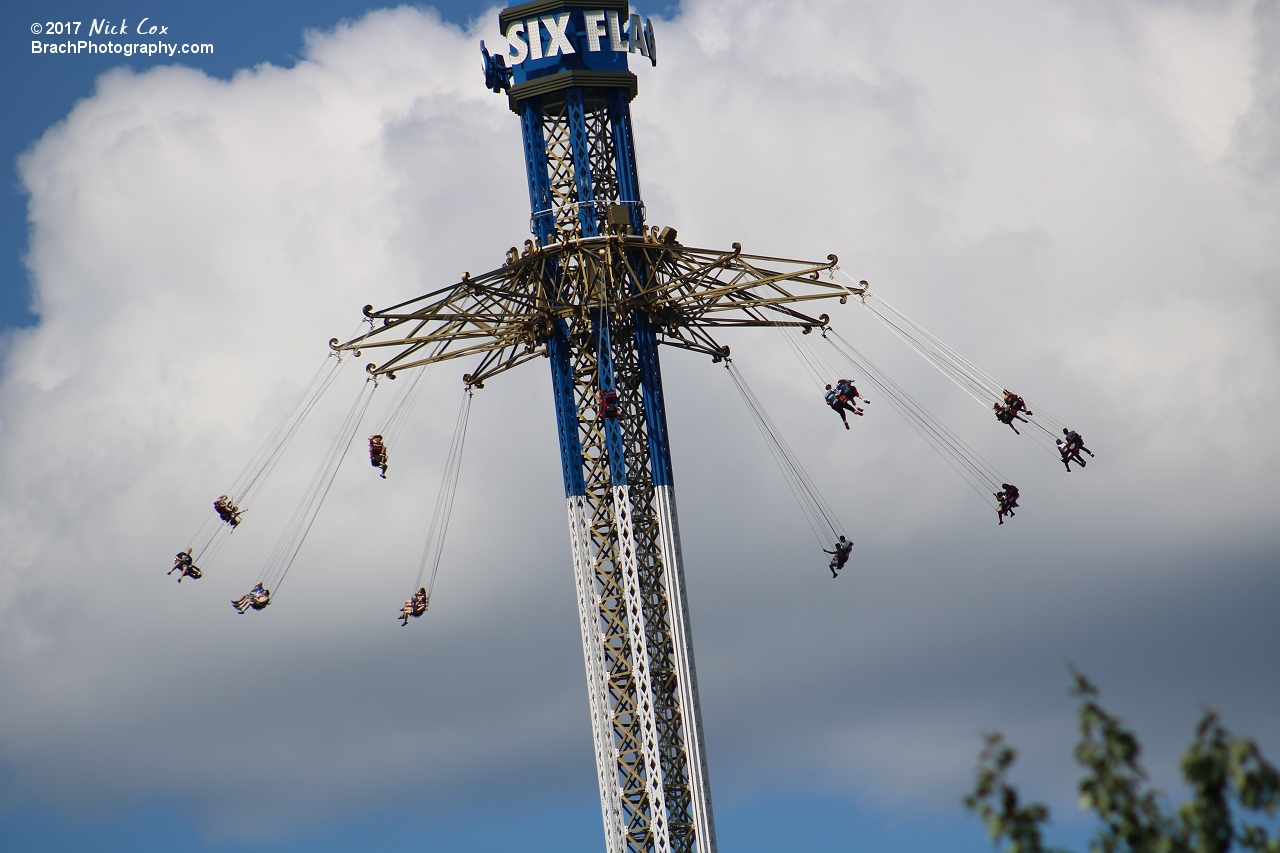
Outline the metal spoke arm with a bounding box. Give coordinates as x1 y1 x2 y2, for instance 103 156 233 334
329 233 864 381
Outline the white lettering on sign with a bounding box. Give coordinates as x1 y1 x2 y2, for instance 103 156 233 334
628 13 647 56
541 13 575 57
606 10 626 52
504 10 655 65
584 10 607 51
505 20 528 63
527 17 543 59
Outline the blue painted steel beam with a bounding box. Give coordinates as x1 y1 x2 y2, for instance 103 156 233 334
523 93 585 497
521 97 557 246
548 324 587 497
565 87 600 238
608 89 644 232
633 312 674 489
595 318 630 487
603 89 674 489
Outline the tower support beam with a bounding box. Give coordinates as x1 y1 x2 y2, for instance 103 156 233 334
518 74 715 852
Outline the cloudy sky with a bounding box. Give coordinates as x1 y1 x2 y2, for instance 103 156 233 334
2 1 1278 850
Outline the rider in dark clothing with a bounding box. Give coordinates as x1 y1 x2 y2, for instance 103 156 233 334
837 378 869 408
369 435 388 479
995 483 1020 525
1002 390 1032 417
1056 429 1093 471
823 535 854 578
993 403 1028 434
399 588 429 626
825 384 863 429
168 548 202 582
1064 429 1092 457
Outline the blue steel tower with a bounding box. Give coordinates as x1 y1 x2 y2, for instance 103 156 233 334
503 8 714 848
336 4 853 850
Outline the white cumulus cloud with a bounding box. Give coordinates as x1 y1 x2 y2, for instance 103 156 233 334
1 0 1278 840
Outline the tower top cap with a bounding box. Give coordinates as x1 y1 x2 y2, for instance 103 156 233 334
496 0 655 107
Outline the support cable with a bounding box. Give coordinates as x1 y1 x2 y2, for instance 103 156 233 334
256 377 378 597
840 270 1070 454
234 355 349 507
188 350 349 565
770 322 830 391
409 386 474 610
822 329 1005 508
375 363 434 454
723 359 845 550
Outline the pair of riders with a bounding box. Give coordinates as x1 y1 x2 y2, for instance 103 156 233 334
1056 428 1094 472
993 390 1031 434
825 379 868 429
232 583 271 614
399 588 428 625
369 435 388 478
995 483 1020 525
168 548 203 582
823 535 853 578
214 495 243 528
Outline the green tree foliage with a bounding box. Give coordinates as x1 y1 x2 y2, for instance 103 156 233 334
965 669 1280 853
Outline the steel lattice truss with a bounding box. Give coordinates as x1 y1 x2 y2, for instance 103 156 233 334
570 308 678 850
331 233 856 385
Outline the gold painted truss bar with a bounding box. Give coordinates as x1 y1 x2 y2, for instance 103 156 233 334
330 230 864 384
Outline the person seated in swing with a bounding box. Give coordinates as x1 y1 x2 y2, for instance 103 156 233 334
823 535 854 578
995 483 1020 525
598 389 620 420
232 583 271 614
1002 390 1032 417
369 434 388 479
168 548 203 582
993 402 1028 434
1056 438 1079 471
214 495 243 528
1063 428 1093 460
399 588 429 626
825 384 862 429
836 378 869 408
1056 432 1091 472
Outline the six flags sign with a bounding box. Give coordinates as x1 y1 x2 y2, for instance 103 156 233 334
499 2 657 75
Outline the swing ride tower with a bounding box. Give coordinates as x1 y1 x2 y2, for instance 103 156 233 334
334 4 862 850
